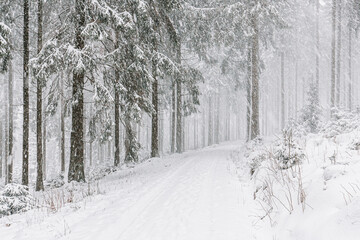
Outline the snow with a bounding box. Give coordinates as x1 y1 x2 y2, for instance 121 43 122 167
2 127 360 240
0 143 256 240
245 127 360 240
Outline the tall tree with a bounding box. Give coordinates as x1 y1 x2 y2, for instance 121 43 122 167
68 0 86 182
336 0 342 106
280 51 285 130
114 30 120 166
7 60 13 184
22 0 30 186
348 22 352 110
331 0 336 110
315 0 320 88
60 75 66 172
36 0 44 191
250 10 260 140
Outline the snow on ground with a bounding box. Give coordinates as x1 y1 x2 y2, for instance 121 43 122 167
2 125 360 240
0 142 258 240
243 126 360 240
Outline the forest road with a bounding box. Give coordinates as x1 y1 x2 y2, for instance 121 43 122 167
65 143 254 240
3 143 255 240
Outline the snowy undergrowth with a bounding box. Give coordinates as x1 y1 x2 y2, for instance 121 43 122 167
242 110 360 239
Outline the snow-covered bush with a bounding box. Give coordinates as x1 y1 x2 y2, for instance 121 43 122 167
286 118 307 138
0 184 34 217
87 165 118 182
274 129 305 169
245 137 268 176
247 133 307 224
321 108 360 138
45 174 65 189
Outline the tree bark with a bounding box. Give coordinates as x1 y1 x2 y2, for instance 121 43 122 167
5 86 9 184
215 93 220 144
7 61 13 184
348 23 352 111
281 51 285 129
316 0 320 88
151 49 159 158
60 73 65 173
114 77 120 166
176 49 182 153
336 0 342 106
246 46 252 141
331 0 336 110
171 82 176 153
36 0 44 191
208 95 213 146
124 116 138 163
114 31 120 166
43 112 47 180
22 0 30 186
68 0 85 182
250 11 260 139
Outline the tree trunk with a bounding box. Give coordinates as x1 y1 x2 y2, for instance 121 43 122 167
250 11 260 139
124 115 138 163
281 51 285 130
22 0 30 186
202 108 205 148
35 0 44 191
348 24 352 111
60 73 65 173
295 60 298 120
114 29 120 166
316 0 320 88
331 0 336 111
114 76 120 166
43 112 47 180
7 61 13 184
176 80 182 153
159 110 164 154
151 50 159 158
336 0 342 107
5 89 9 184
246 46 252 141
193 115 197 149
89 104 93 166
208 95 213 146
171 82 176 153
215 94 220 144
68 0 85 182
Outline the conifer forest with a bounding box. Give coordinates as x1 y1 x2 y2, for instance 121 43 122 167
1 0 360 239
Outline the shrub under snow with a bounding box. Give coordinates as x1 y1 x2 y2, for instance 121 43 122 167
321 108 360 138
0 184 34 217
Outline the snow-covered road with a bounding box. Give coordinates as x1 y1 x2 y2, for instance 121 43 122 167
1 143 256 240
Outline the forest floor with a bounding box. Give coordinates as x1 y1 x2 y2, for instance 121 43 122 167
0 142 259 240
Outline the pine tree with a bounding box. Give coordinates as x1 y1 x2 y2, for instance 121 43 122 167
300 81 321 133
